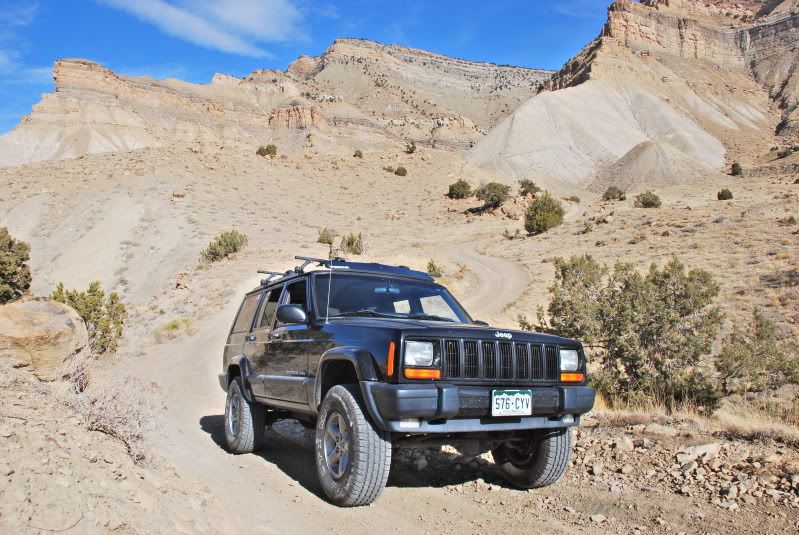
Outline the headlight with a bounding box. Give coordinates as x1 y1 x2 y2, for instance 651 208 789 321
560 349 579 371
405 341 435 367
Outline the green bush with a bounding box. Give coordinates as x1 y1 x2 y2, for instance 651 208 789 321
51 281 128 354
537 256 723 411
0 227 31 304
353 150 363 158
601 186 626 201
427 259 443 277
447 180 472 199
317 227 336 245
524 192 565 235
567 195 580 203
475 182 511 210
730 162 743 176
201 230 248 263
405 142 416 154
394 166 408 177
633 191 661 208
717 188 733 200
256 144 277 157
717 309 799 394
787 215 797 225
340 233 364 256
518 179 541 197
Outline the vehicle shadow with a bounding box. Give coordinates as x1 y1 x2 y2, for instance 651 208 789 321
198 415 506 497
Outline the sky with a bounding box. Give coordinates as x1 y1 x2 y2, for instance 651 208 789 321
0 0 610 133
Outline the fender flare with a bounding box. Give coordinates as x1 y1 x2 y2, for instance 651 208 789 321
226 355 256 402
313 346 380 409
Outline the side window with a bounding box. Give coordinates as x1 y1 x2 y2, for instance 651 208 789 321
258 288 282 329
232 293 262 333
283 280 307 307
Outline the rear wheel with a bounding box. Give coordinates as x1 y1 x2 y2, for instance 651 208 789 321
315 384 391 506
224 376 266 453
491 428 572 488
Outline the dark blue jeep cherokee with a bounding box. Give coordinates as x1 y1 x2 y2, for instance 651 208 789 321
219 256 595 506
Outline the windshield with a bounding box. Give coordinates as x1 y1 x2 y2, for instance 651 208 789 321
314 272 471 323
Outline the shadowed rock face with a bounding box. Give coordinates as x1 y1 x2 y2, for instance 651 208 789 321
0 298 88 381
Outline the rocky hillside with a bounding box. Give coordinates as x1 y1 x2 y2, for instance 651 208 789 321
0 40 551 168
468 0 799 194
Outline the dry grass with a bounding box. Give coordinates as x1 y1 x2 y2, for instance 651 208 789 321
59 350 151 462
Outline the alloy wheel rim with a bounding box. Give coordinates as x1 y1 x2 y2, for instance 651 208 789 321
323 412 350 479
227 390 241 437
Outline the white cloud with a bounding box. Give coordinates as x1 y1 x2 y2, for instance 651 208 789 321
98 0 306 57
0 3 39 27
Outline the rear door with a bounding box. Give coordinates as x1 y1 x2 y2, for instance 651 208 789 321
225 291 263 384
263 279 313 403
243 285 283 398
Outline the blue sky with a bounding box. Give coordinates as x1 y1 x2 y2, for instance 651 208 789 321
0 0 609 133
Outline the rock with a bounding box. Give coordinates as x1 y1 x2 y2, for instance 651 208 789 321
589 514 606 523
0 298 88 381
757 474 778 488
791 474 799 490
681 461 698 474
613 437 635 452
721 485 739 500
620 464 633 475
675 443 721 464
590 463 604 476
644 423 677 437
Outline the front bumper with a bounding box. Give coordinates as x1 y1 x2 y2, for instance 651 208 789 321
361 382 595 434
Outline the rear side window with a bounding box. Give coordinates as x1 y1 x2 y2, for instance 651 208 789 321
258 288 282 329
283 280 307 307
232 293 261 333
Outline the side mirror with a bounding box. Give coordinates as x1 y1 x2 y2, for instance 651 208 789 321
276 304 308 325
473 320 489 326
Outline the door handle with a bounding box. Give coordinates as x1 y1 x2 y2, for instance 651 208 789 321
269 332 282 340
245 335 256 342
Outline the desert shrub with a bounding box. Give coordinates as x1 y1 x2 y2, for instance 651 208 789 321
787 215 797 225
567 195 581 203
777 147 792 159
200 230 248 263
51 281 128 354
427 259 443 277
256 144 277 157
602 186 626 201
383 165 394 173
353 150 363 158
518 179 541 197
0 227 31 304
447 179 473 199
633 191 661 208
730 162 743 176
405 142 416 154
475 182 511 210
717 188 733 200
524 192 565 235
537 256 723 411
394 166 408 177
340 233 364 255
717 309 799 394
317 227 336 245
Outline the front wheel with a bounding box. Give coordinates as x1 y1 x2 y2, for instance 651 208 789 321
315 384 391 506
491 428 572 488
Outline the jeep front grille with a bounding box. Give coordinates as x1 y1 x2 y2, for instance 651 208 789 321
439 339 560 382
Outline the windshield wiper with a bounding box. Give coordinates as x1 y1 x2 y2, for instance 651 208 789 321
329 310 403 319
408 313 456 322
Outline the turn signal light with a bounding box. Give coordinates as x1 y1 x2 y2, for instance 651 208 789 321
387 341 396 378
404 368 441 380
560 372 585 383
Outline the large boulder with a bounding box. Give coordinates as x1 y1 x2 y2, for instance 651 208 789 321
0 298 88 381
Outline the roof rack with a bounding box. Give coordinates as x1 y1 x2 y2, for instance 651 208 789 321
257 255 434 287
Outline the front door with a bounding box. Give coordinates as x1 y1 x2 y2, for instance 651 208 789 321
263 279 312 404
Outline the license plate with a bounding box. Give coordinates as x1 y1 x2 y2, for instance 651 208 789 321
491 389 533 417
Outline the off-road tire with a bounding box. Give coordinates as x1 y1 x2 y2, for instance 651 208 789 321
224 376 266 454
315 384 391 506
491 428 572 488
